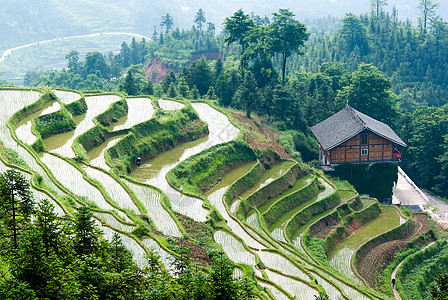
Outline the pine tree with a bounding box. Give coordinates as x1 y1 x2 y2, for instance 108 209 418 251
0 169 34 248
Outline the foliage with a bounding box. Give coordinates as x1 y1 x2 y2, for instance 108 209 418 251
396 240 448 300
95 97 128 126
237 163 302 218
167 140 256 197
33 107 76 139
337 63 399 125
224 160 264 206
106 104 208 173
0 169 34 249
65 96 87 116
268 9 309 83
333 163 398 200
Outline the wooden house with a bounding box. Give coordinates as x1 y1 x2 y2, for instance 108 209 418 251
311 106 406 168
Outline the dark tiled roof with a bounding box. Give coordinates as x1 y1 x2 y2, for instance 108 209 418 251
311 106 407 150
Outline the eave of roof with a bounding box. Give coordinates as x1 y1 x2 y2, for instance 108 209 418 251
311 106 407 151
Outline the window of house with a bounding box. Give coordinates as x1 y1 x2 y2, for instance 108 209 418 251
361 134 368 145
361 149 368 156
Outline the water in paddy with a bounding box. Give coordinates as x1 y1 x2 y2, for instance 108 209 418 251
205 161 256 196
264 270 318 300
52 90 81 104
110 97 155 131
0 90 67 198
131 102 240 222
209 187 265 250
125 180 182 237
16 101 61 145
87 135 125 170
158 99 185 110
50 95 121 157
43 114 85 151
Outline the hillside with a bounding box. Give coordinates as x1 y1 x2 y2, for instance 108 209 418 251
0 87 439 299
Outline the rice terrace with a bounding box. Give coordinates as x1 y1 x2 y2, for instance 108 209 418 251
0 84 442 299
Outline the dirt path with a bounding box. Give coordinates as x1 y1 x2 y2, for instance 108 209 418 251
390 241 436 300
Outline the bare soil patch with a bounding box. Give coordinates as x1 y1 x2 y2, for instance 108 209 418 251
230 111 290 161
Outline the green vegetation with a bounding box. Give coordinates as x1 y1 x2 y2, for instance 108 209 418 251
333 163 398 200
237 162 302 218
65 95 87 115
396 240 448 300
95 96 128 126
33 107 76 139
167 140 256 197
106 104 208 173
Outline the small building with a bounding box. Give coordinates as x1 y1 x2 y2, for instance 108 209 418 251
311 106 406 168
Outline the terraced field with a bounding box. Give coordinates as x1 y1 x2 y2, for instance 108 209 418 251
0 87 430 299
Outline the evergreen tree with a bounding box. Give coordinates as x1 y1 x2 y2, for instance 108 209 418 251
234 71 260 118
161 13 174 33
73 206 99 256
418 0 440 32
120 42 131 68
194 9 206 31
0 169 34 248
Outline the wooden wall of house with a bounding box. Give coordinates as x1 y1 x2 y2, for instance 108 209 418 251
328 132 394 164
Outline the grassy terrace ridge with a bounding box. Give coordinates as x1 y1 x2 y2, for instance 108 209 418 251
237 161 302 219
258 174 316 215
239 160 297 200
263 176 319 231
105 103 209 173
167 140 256 198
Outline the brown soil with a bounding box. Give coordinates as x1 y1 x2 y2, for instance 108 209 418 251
145 57 173 83
356 213 431 288
230 111 290 161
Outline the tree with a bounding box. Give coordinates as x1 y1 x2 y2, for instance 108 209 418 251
431 273 448 300
84 52 110 79
418 0 440 31
121 70 138 96
224 9 255 77
209 251 238 300
234 71 260 118
337 63 398 125
74 206 99 255
194 9 206 30
161 13 174 33
65 50 80 73
370 0 388 16
0 169 34 248
120 41 131 68
35 199 61 257
269 9 309 83
339 13 369 55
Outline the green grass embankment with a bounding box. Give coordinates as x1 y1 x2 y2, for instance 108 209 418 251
396 240 448 300
106 103 209 173
236 161 303 220
167 140 256 198
65 95 87 116
95 96 128 126
324 199 382 255
224 160 265 207
262 176 319 230
34 108 76 139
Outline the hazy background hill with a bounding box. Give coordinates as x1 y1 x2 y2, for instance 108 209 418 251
2 0 448 51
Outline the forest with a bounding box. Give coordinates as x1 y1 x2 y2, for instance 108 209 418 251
21 0 448 201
